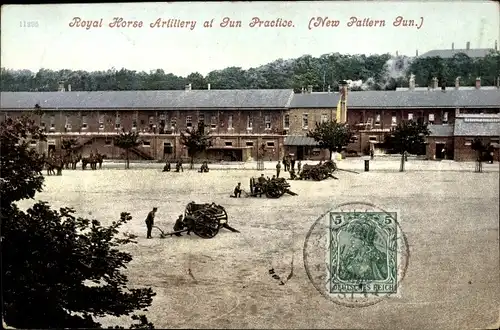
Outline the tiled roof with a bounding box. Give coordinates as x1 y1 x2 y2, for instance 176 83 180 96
284 135 319 146
453 117 500 136
429 124 454 137
419 49 495 59
345 90 500 108
290 92 341 108
0 89 295 110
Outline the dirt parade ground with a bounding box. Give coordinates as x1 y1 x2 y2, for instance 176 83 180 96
17 164 499 329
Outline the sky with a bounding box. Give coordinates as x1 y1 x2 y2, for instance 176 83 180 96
1 1 499 77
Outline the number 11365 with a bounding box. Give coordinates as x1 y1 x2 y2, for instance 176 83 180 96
20 21 39 28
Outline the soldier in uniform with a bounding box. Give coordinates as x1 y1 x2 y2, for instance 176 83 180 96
145 207 158 239
289 168 297 180
290 157 296 171
297 160 302 173
163 161 171 172
276 161 281 178
256 174 266 197
173 214 185 236
183 214 195 235
231 182 242 198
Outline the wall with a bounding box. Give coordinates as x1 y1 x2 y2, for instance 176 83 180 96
454 136 500 161
426 137 455 160
287 108 336 135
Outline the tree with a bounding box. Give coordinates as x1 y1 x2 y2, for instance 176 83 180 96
1 115 156 329
180 123 212 169
114 132 141 169
306 120 354 160
383 120 430 172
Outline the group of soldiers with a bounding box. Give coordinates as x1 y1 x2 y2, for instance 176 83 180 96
144 207 196 238
276 155 302 180
162 160 185 172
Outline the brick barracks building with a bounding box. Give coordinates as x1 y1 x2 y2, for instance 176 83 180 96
1 81 499 162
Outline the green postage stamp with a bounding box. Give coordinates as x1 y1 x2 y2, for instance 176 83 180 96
327 211 399 296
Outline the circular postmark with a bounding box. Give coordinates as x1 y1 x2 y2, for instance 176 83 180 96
303 201 410 308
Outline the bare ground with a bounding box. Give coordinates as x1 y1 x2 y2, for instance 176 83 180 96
18 167 500 329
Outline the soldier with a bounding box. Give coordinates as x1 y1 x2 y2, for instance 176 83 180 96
231 182 242 198
290 157 296 171
145 207 157 239
276 161 281 178
282 156 287 171
176 160 184 172
297 160 302 173
257 174 266 197
163 161 171 172
183 214 195 235
173 214 184 236
289 168 296 180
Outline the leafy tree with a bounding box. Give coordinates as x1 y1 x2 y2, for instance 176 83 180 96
471 137 487 161
114 132 141 169
1 115 156 329
61 137 79 155
180 123 212 169
306 120 354 160
383 120 430 172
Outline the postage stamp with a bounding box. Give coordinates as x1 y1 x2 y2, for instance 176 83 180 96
303 202 409 307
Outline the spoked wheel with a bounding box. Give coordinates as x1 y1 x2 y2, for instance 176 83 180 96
193 214 220 239
265 183 283 198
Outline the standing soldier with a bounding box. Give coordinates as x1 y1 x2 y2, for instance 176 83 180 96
276 161 281 178
290 157 296 171
297 160 302 173
145 207 158 239
282 156 287 172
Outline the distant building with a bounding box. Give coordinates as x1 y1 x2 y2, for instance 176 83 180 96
418 41 497 59
1 83 499 162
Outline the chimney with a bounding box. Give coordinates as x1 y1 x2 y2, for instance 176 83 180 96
455 77 460 90
475 77 481 89
409 73 415 91
396 51 399 56
185 84 192 91
416 49 419 57
432 77 438 89
338 80 348 123
466 41 470 50
307 85 313 93
67 84 71 92
207 83 211 90
495 40 498 51
451 42 454 50
58 82 65 92
327 85 331 93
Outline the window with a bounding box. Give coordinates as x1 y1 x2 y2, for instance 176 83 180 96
186 116 192 127
391 112 397 126
266 141 275 148
350 135 359 142
211 115 217 129
170 117 177 129
321 114 328 123
443 112 448 124
228 115 233 129
408 113 413 121
302 113 309 128
265 115 271 129
65 116 72 130
159 114 166 120
246 141 254 147
149 116 154 125
284 114 290 129
105 139 112 146
115 113 121 129
82 115 88 129
464 139 473 146
132 120 137 130
375 113 381 125
247 115 253 129
199 114 205 126
428 113 435 123
143 141 151 147
50 116 55 130
30 140 37 146
369 136 377 142
115 122 121 129
225 141 233 146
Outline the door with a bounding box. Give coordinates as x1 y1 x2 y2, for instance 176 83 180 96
163 142 173 159
435 143 445 160
297 147 304 160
